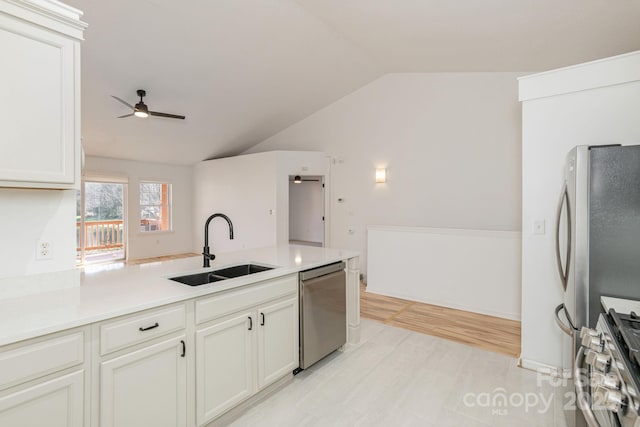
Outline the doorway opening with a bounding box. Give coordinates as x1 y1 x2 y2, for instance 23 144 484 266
76 180 127 265
289 175 324 247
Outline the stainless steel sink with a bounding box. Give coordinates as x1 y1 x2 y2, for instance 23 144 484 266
169 263 274 286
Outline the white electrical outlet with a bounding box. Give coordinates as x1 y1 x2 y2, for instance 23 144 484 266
36 240 52 260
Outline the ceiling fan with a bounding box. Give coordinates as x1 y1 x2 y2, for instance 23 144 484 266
111 89 185 120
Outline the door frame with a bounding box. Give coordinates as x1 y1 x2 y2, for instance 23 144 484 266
77 176 128 265
287 175 326 247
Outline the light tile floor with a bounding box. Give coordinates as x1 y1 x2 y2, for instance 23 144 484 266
229 319 568 427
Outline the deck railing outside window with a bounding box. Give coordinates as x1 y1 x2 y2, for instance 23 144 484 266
77 220 124 251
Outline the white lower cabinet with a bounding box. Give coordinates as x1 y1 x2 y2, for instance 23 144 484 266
99 334 187 427
196 311 254 424
95 302 188 426
0 370 84 427
195 274 299 426
257 297 299 389
0 274 302 427
0 328 88 427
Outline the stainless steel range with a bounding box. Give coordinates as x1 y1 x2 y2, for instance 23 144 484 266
575 297 640 426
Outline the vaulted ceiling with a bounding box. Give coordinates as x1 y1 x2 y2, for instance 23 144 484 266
66 0 640 165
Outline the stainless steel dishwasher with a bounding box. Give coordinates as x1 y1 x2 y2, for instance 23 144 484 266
298 261 346 370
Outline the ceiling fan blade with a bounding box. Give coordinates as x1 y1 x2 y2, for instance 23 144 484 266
111 95 134 110
117 113 134 118
149 111 186 120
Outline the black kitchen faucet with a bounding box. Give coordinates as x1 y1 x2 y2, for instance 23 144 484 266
202 213 234 267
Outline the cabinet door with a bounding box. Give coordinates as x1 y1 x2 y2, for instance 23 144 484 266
0 13 78 188
257 297 299 389
100 335 187 427
196 311 254 425
0 370 83 427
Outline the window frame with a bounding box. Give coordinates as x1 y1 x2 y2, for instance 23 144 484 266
138 181 172 233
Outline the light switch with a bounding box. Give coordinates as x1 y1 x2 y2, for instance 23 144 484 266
534 220 545 235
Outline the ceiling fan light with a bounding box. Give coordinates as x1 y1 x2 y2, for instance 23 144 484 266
134 102 149 118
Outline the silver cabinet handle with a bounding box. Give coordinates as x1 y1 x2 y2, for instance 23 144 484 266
554 303 577 336
555 182 572 291
574 347 600 427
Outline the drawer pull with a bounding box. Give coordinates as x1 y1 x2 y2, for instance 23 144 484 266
248 316 253 331
139 322 159 332
260 312 265 326
180 340 186 357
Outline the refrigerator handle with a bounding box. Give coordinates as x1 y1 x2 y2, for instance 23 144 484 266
554 303 577 336
555 182 572 291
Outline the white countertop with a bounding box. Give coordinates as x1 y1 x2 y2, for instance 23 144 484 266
601 296 640 315
0 245 358 347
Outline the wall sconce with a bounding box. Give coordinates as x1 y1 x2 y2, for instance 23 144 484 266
375 168 387 183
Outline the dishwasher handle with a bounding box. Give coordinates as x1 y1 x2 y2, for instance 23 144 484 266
300 261 346 281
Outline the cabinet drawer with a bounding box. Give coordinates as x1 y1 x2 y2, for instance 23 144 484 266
0 331 84 390
196 274 297 325
100 304 186 355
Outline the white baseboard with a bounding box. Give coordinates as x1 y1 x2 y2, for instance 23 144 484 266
519 357 571 378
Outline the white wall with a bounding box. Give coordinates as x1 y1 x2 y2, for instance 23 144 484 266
519 52 640 369
289 179 324 244
368 226 522 320
193 152 278 255
0 189 76 278
192 151 329 255
84 156 193 260
245 73 524 276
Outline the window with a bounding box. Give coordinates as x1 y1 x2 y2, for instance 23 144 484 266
139 182 171 232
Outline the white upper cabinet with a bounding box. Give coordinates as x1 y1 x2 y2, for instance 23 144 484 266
0 0 86 189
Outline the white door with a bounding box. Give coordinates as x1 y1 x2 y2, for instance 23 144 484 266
100 336 187 427
196 311 254 425
257 297 299 389
0 370 84 427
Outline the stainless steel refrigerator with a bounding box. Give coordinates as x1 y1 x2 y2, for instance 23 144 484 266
554 144 640 427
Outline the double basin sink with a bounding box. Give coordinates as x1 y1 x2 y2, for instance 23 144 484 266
170 263 274 286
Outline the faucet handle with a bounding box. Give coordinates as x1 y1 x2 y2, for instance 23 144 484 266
202 245 215 267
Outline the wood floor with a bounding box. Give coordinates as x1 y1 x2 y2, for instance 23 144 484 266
360 284 521 357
